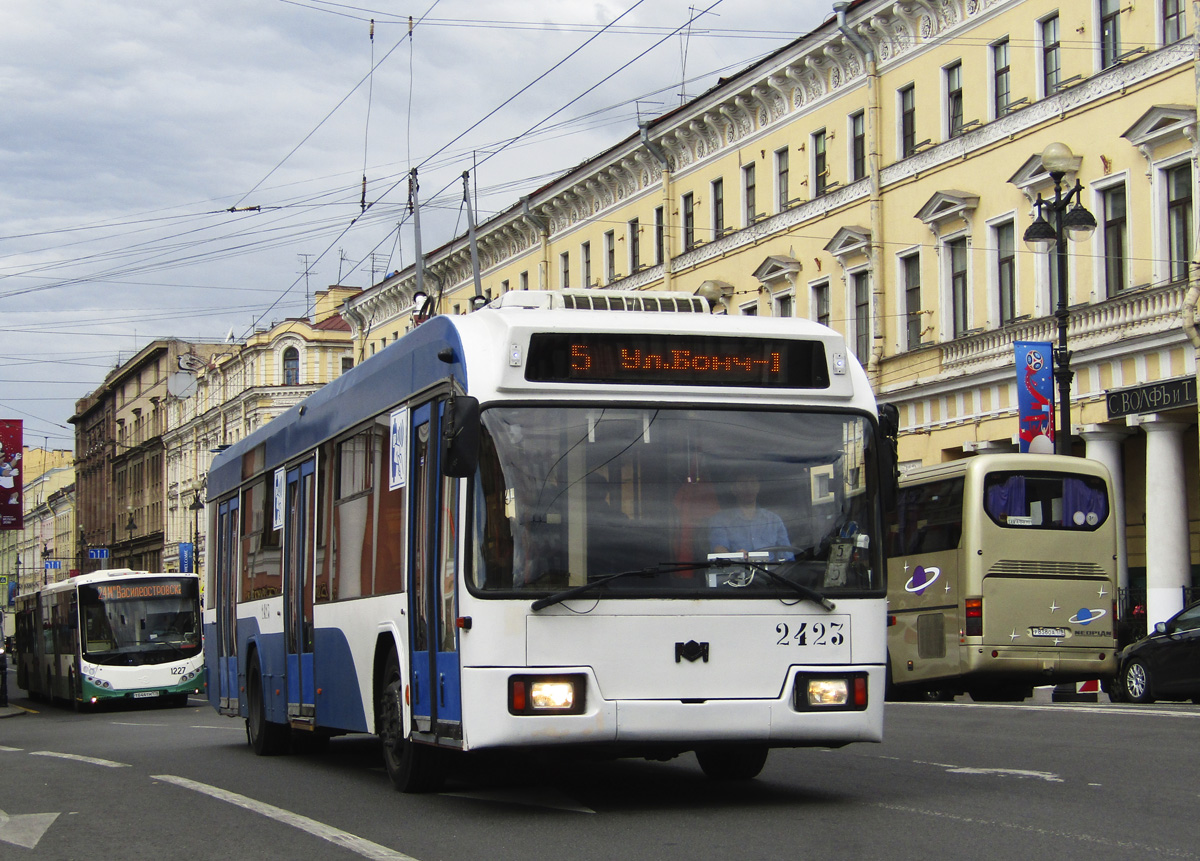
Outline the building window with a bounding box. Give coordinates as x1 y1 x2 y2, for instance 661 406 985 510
775 148 789 211
992 39 1010 117
628 218 640 272
813 130 828 197
581 242 591 287
743 163 757 225
1167 162 1193 282
945 62 964 138
903 254 922 350
712 178 725 237
283 347 300 386
1100 0 1121 68
899 85 916 157
813 281 830 328
604 230 616 280
341 356 354 375
681 193 695 252
775 292 793 318
560 251 570 288
1041 15 1061 95
654 206 664 264
1163 0 1187 43
853 270 870 361
1102 184 1128 295
519 271 528 291
740 302 758 317
500 279 509 293
996 221 1016 324
850 111 866 181
948 237 969 336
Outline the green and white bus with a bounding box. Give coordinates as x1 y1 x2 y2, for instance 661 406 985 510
14 568 205 709
885 454 1118 702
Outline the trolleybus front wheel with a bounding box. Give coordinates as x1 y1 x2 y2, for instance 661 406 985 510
246 652 290 756
379 651 443 793
695 744 769 780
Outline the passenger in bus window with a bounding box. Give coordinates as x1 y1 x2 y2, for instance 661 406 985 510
709 475 792 558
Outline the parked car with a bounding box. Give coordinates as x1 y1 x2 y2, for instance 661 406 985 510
1116 601 1200 704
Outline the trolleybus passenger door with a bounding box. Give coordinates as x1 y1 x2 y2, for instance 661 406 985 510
215 497 239 713
408 401 463 739
283 459 317 722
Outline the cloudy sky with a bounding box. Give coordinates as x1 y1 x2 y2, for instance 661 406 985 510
1 0 835 449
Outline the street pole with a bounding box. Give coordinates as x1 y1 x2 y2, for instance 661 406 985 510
1023 143 1097 457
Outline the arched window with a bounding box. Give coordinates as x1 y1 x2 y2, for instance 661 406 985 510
283 347 300 385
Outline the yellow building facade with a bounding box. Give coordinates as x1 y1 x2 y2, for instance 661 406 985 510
344 0 1198 626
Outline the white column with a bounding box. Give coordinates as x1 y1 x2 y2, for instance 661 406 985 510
1079 427 1130 593
1133 416 1190 626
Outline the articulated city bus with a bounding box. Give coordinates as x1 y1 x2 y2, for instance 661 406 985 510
203 289 898 790
14 568 205 708
885 453 1118 701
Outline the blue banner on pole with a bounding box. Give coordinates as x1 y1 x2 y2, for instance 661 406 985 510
1014 341 1055 453
179 542 194 574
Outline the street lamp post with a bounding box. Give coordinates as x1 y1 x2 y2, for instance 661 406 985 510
1023 142 1097 456
125 511 137 569
189 490 204 574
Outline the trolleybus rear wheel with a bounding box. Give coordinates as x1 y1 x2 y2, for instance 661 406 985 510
246 652 290 755
379 651 443 793
695 744 769 780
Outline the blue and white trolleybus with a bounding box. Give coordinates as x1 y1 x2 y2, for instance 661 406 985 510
203 290 896 790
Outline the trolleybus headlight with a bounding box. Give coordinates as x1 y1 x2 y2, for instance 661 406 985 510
508 674 587 715
793 673 869 711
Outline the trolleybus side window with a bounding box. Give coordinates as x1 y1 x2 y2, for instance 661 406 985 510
982 470 1109 529
241 478 280 600
333 426 375 599
375 414 407 595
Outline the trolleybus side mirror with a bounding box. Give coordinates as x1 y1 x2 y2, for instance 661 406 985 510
442 395 480 477
877 403 900 510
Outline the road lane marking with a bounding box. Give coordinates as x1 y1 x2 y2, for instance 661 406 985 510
0 746 22 752
153 775 421 861
31 752 130 768
890 701 1200 718
0 808 61 850
872 802 1198 859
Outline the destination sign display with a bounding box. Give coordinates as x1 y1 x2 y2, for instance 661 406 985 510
525 333 830 388
96 582 184 601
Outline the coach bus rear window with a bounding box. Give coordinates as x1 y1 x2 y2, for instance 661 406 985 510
468 406 885 599
982 471 1109 530
78 578 202 665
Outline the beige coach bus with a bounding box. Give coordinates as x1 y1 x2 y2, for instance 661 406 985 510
885 454 1118 702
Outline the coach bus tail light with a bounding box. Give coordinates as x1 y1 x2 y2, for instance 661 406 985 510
508 674 587 715
965 598 983 637
793 673 868 711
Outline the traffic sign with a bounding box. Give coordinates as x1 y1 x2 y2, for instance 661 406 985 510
88 548 109 560
44 560 61 570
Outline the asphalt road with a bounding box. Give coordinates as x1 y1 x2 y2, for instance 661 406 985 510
2 679 1197 860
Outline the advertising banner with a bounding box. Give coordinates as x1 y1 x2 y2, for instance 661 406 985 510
1014 342 1055 453
0 420 22 530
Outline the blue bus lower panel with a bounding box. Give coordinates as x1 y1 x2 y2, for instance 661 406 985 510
205 618 369 733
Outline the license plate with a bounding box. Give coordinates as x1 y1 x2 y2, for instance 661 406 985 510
132 691 160 699
1030 627 1068 638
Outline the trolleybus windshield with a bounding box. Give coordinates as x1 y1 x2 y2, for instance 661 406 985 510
79 577 202 664
469 406 884 598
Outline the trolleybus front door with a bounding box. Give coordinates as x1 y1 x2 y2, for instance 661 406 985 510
284 459 316 723
408 401 463 740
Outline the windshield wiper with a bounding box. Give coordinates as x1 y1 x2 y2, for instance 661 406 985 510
530 562 711 611
743 559 836 611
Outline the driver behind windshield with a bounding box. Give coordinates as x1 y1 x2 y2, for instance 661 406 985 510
708 475 793 560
